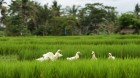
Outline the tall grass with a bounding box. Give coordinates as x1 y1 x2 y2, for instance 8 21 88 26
0 35 140 60
0 35 140 78
0 59 140 78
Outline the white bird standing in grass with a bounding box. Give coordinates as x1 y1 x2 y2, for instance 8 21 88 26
48 49 63 61
66 52 81 60
108 53 115 60
36 49 63 61
91 51 97 60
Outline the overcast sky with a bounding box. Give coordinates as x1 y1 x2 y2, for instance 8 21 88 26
3 0 140 13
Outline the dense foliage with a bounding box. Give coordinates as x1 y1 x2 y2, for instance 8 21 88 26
0 0 140 36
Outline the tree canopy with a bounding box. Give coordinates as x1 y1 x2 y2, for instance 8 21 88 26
0 0 140 36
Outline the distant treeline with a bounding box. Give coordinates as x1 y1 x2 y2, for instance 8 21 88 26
0 0 140 36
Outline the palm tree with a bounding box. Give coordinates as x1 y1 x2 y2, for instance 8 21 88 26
8 0 40 35
21 0 29 35
65 5 80 17
35 4 51 35
17 0 40 35
105 6 117 22
135 3 140 17
64 5 81 35
50 0 61 16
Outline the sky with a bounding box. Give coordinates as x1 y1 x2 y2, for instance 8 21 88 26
3 0 140 13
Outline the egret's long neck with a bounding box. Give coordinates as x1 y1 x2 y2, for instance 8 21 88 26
56 50 60 53
75 53 79 58
54 52 59 58
92 54 96 57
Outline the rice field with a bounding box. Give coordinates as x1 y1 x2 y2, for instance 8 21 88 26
0 35 140 78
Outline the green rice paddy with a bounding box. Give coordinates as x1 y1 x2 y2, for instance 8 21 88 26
0 35 140 78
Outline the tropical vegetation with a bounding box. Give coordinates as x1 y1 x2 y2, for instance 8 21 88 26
0 0 140 36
